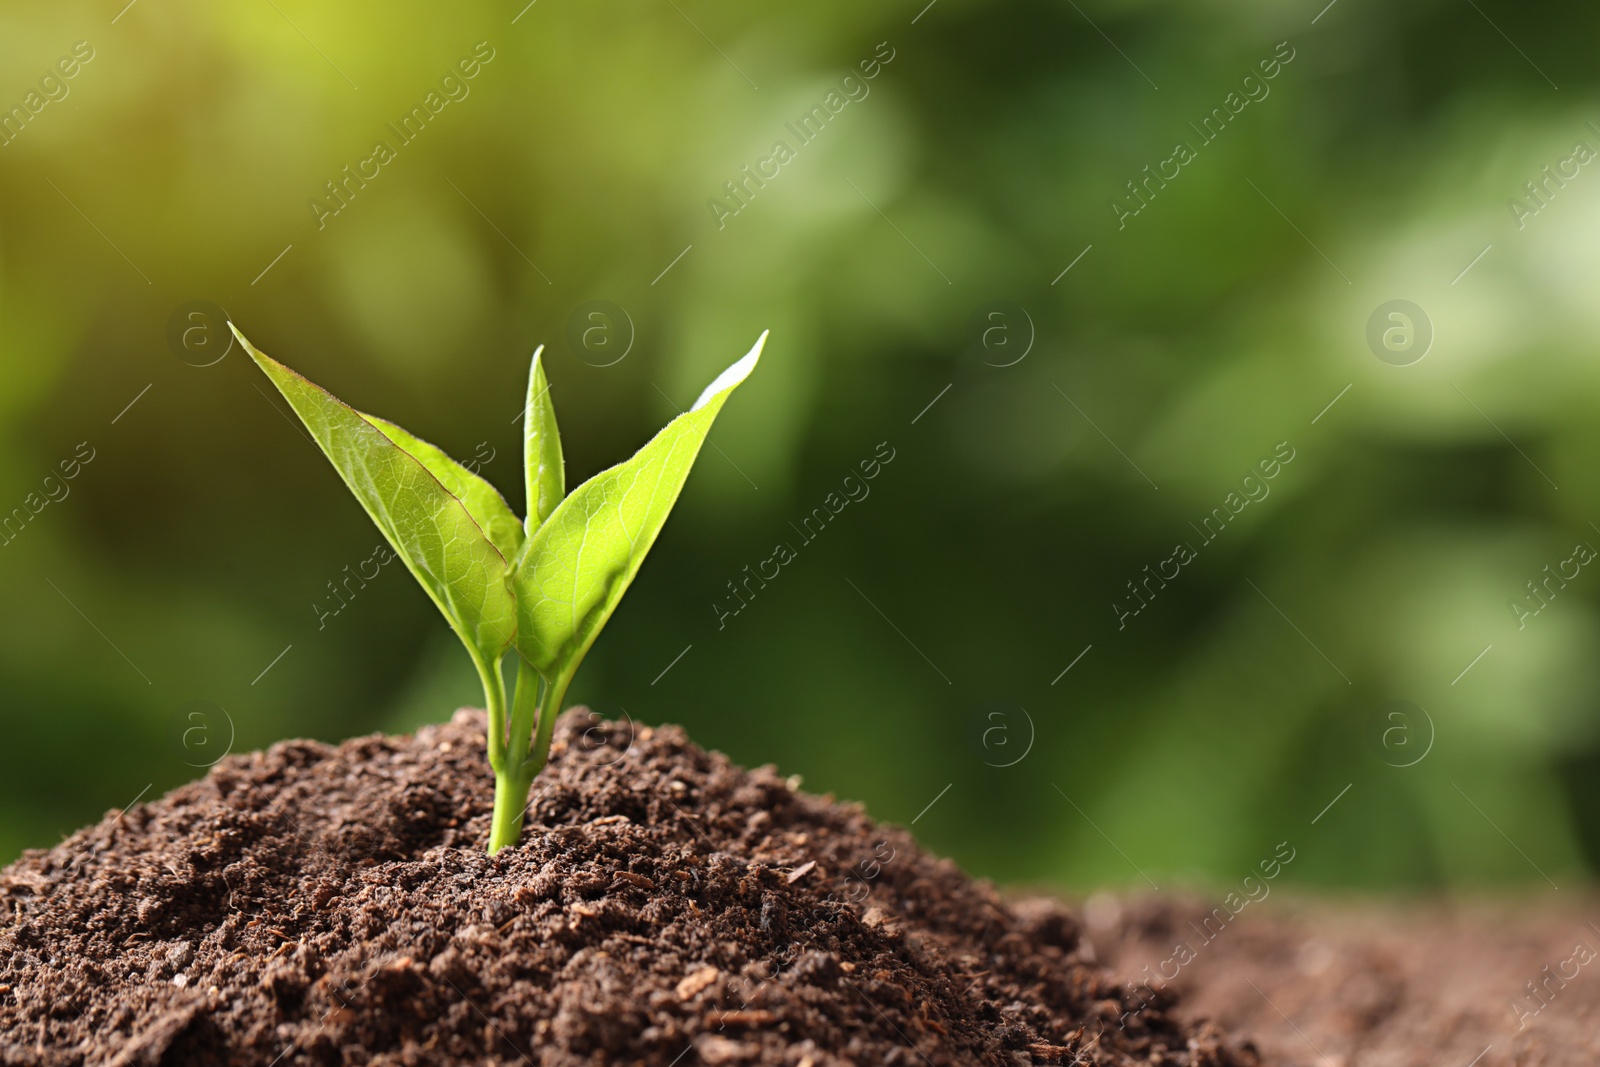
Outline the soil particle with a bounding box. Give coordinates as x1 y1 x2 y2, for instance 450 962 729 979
0 710 1249 1067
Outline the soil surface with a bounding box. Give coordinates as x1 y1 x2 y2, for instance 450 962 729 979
0 709 1246 1067
1087 893 1600 1067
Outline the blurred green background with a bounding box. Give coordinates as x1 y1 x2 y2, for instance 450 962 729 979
2 0 1597 894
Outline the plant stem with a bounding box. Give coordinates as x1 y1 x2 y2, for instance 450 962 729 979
506 657 543 768
488 762 535 855
487 659 558 855
476 653 509 771
522 670 570 782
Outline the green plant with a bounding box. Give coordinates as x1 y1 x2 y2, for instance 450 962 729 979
230 324 765 854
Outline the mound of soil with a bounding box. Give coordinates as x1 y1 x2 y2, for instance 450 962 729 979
0 709 1248 1067
1089 894 1600 1067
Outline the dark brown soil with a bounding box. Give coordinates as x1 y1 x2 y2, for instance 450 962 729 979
0 710 1247 1067
1087 893 1600 1067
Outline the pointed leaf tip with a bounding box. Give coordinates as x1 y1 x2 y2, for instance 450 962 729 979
524 343 565 532
230 324 279 375
692 330 767 412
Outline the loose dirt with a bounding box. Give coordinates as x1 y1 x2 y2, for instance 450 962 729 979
0 710 1247 1067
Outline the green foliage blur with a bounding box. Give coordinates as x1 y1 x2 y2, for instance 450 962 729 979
3 0 1598 893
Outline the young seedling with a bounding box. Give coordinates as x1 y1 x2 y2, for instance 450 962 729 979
229 324 765 854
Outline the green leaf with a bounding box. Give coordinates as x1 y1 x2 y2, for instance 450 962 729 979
231 325 518 668
362 413 523 563
512 331 765 676
523 346 564 535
